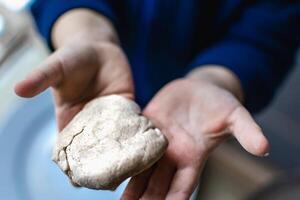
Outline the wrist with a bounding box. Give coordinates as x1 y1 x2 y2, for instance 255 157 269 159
51 8 119 49
186 65 244 102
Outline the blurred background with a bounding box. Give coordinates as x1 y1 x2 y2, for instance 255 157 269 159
0 1 299 200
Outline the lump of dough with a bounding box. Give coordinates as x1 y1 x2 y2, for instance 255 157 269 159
52 95 168 190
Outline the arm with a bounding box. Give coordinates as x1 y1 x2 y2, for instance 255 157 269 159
188 0 300 112
30 0 118 49
15 8 134 130
187 65 244 102
120 1 300 199
52 8 118 49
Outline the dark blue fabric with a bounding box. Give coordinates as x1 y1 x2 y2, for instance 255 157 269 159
31 0 300 112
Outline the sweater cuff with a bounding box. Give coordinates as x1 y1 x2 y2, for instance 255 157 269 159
31 0 117 50
187 40 275 113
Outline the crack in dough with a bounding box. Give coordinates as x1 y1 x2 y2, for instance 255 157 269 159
52 95 168 190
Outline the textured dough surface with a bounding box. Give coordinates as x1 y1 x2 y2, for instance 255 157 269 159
52 95 168 190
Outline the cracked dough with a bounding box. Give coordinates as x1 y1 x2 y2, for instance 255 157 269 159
52 95 168 190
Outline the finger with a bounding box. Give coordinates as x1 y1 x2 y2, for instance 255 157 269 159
166 166 200 200
14 53 63 98
142 156 176 199
228 106 270 156
121 166 155 200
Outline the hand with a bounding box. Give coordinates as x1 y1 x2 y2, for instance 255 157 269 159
121 66 269 200
15 9 134 130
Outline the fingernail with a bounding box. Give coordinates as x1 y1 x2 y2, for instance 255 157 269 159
264 152 270 157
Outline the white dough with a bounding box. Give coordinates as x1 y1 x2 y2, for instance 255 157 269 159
52 95 168 190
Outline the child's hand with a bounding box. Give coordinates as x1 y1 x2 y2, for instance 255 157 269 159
15 9 134 131
15 38 133 130
122 66 269 200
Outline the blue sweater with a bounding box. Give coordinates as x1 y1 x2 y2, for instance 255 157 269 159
31 0 300 112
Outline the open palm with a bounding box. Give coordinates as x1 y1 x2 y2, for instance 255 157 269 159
15 41 134 130
122 78 269 200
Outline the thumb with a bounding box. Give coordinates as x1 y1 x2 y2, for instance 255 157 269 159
14 52 63 98
227 106 270 157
